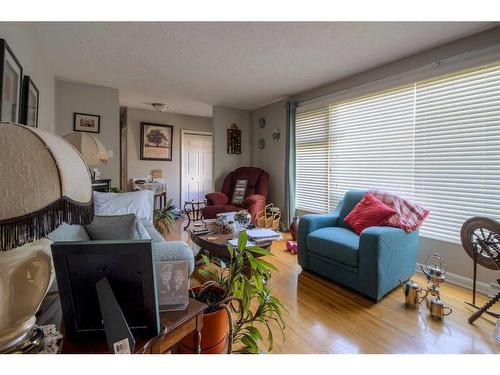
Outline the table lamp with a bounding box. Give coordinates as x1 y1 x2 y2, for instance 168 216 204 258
0 122 93 353
63 131 109 166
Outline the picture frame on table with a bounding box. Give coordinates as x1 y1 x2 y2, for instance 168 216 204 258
74 112 101 133
20 76 39 127
140 122 173 161
156 260 189 311
0 39 23 123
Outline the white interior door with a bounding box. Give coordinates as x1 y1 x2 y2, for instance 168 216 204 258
181 132 213 204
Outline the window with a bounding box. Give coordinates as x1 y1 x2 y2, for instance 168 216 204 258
296 107 330 213
295 63 500 243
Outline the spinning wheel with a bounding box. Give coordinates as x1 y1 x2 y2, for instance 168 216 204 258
461 217 500 270
460 217 500 323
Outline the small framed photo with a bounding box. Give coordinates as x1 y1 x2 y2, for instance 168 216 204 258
0 39 23 123
140 122 173 161
74 112 101 133
21 76 39 127
156 261 189 311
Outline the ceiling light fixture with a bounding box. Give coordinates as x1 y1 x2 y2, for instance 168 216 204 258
151 103 169 112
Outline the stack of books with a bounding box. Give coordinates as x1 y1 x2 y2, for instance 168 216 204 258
246 228 282 244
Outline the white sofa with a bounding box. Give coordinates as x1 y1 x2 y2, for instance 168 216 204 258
48 190 196 275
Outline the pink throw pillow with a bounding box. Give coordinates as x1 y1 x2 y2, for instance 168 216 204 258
344 193 396 235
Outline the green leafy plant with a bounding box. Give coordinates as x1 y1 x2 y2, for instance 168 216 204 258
192 230 286 353
153 198 176 235
110 187 121 193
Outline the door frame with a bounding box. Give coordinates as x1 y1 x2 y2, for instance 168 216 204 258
180 130 213 207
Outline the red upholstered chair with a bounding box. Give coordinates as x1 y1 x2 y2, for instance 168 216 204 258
202 167 269 223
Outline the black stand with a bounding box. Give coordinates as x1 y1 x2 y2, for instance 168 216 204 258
96 278 136 353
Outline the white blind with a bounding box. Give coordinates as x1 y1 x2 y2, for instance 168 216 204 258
329 86 415 208
296 107 329 213
295 63 500 244
414 65 500 243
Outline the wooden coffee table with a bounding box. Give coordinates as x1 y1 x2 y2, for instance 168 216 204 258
190 230 272 262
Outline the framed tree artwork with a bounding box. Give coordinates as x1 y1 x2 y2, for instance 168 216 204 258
0 39 23 123
20 76 39 127
140 122 173 161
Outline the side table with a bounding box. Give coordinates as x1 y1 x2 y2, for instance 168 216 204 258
58 298 207 354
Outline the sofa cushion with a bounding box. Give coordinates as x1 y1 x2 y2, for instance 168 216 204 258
307 227 360 268
48 223 91 242
85 214 140 240
338 190 366 229
93 190 154 224
344 192 396 235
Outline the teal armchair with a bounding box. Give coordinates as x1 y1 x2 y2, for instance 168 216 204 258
297 190 420 301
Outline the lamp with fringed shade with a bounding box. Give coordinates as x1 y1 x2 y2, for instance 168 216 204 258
0 122 93 353
63 131 109 166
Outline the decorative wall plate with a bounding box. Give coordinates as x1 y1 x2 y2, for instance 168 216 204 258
259 118 266 128
258 138 265 149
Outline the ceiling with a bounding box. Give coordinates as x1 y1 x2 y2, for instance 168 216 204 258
32 22 496 117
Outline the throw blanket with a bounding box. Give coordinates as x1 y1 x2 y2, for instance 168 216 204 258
369 190 429 232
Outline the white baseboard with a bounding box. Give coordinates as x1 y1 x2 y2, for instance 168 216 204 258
415 263 491 296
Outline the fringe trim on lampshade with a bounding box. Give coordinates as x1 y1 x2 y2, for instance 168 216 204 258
0 197 94 251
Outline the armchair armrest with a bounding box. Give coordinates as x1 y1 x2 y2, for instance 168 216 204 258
297 210 340 268
243 194 265 206
205 192 229 206
358 226 420 300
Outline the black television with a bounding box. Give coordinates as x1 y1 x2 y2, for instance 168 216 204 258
51 240 160 339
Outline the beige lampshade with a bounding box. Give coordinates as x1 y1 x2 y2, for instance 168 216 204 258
0 123 93 251
63 132 108 166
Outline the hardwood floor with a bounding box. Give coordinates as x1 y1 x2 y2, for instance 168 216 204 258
167 220 500 354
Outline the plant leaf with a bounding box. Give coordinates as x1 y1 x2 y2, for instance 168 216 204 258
247 246 272 256
238 230 248 252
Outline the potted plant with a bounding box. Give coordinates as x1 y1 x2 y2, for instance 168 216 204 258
153 198 176 235
180 231 286 354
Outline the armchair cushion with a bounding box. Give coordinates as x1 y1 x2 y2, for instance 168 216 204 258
206 192 229 205
307 227 359 267
344 192 396 235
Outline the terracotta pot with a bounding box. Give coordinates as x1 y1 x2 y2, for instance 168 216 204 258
289 216 300 241
179 286 230 354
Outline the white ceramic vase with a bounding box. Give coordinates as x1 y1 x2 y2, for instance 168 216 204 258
0 238 53 352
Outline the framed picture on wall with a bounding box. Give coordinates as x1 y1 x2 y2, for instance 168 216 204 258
140 122 173 161
0 39 23 123
74 112 101 133
20 76 39 127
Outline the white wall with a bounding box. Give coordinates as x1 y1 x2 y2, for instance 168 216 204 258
55 79 120 186
212 106 251 191
125 107 212 208
0 23 55 132
250 100 287 217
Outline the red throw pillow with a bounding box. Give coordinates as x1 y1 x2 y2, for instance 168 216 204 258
344 192 396 235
